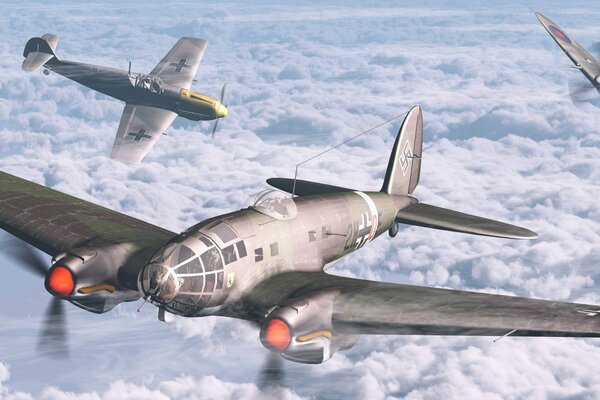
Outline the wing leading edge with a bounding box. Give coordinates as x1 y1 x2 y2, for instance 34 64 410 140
0 170 175 257
249 272 600 338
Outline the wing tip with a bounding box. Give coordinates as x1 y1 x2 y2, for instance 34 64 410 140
511 228 539 240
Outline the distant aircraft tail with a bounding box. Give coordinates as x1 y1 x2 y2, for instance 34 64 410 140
22 34 59 72
380 105 423 195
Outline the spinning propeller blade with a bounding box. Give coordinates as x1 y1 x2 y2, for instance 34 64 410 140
256 351 286 398
211 81 229 142
3 237 70 358
38 297 69 358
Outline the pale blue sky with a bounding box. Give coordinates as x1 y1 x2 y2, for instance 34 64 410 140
1 1 600 398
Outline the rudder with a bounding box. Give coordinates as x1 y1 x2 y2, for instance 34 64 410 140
381 105 423 195
22 34 58 72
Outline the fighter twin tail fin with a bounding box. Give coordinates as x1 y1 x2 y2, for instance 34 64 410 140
268 106 538 240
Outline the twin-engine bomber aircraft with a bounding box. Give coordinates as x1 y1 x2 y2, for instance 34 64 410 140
2 106 600 366
536 12 600 103
22 34 228 164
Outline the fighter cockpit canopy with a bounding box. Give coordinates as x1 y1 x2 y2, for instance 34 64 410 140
129 73 163 93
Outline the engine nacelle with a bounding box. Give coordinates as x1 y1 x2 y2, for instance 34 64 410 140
595 75 600 86
259 293 358 364
47 244 141 313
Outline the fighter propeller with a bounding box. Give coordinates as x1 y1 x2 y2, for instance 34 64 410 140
211 81 230 142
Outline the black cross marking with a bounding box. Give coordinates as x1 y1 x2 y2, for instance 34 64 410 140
128 128 152 142
169 58 191 73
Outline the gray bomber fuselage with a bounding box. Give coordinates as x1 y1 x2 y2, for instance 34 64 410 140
138 191 413 317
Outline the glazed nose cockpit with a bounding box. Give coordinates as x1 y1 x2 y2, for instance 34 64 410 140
137 236 226 315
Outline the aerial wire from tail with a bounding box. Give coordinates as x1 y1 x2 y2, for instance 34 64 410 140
290 110 410 197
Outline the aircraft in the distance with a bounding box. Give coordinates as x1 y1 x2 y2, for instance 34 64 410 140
22 34 228 164
536 12 600 104
2 106 600 370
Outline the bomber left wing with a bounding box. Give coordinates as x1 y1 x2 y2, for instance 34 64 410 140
536 12 600 89
110 104 177 164
249 272 600 337
0 170 175 286
150 37 207 89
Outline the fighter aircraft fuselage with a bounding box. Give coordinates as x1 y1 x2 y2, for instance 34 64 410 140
22 34 228 163
46 60 228 121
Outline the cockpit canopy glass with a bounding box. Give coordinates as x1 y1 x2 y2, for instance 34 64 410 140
130 73 163 93
250 190 297 220
139 235 226 315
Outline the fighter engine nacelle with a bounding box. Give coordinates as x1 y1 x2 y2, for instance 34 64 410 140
259 294 358 364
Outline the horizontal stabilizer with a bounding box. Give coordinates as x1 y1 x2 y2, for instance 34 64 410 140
22 35 58 72
395 203 538 240
267 178 353 197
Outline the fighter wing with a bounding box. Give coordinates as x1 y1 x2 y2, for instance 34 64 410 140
149 37 207 89
250 272 600 337
0 170 175 257
536 12 600 81
110 104 177 164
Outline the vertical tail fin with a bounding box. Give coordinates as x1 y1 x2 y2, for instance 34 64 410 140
381 105 423 195
22 34 59 72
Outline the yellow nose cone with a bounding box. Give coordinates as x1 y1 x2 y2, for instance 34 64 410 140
215 102 228 118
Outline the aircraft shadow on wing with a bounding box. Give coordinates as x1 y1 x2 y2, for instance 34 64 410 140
22 34 229 164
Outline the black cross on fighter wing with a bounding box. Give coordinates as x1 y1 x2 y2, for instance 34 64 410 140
150 38 208 89
110 104 177 164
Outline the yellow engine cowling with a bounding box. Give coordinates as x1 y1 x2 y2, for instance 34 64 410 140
178 89 227 121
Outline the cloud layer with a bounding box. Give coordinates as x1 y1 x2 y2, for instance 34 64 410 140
1 0 600 398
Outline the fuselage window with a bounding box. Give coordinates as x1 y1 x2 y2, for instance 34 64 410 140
255 248 263 262
201 247 222 272
178 257 202 275
205 273 216 292
216 272 224 289
270 242 279 257
212 223 238 243
199 236 213 247
222 244 237 265
236 241 247 258
308 231 317 242
177 245 195 264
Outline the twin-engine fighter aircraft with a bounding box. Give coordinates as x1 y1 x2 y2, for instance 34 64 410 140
536 12 600 103
2 106 600 366
22 34 228 164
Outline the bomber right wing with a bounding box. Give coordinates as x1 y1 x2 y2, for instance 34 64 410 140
249 272 600 337
110 104 177 164
536 12 600 87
